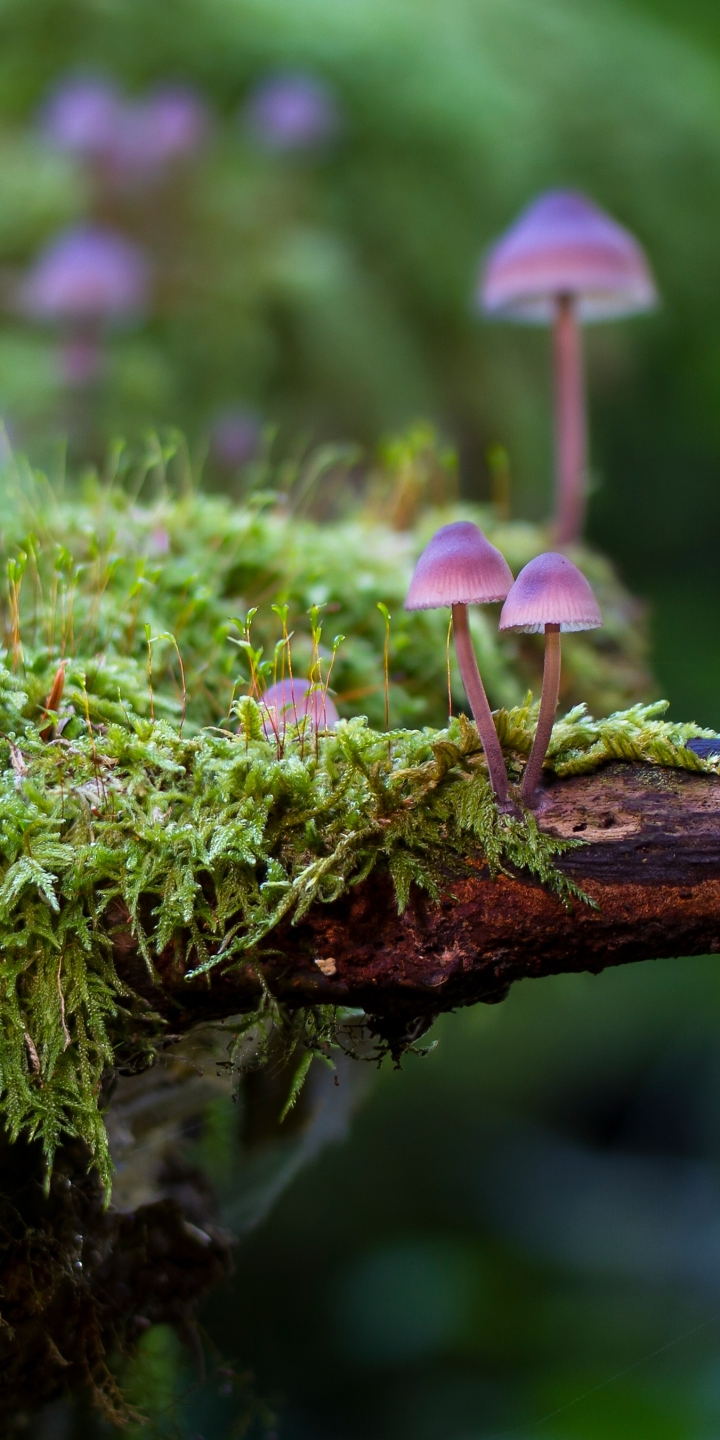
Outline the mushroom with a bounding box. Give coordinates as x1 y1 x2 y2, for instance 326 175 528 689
479 190 657 545
113 86 210 176
39 77 125 161
259 677 339 741
499 552 602 807
405 521 513 806
20 225 150 389
210 408 262 470
40 77 209 180
243 73 341 151
20 226 149 325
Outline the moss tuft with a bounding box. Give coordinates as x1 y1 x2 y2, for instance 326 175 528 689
496 696 720 777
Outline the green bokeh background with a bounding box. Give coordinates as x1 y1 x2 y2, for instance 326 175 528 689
12 1 720 1436
2 0 720 575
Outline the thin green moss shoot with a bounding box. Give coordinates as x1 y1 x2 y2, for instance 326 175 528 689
0 649 717 1188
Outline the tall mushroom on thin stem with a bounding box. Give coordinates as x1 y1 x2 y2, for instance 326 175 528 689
479 190 657 545
499 551 602 807
405 521 513 806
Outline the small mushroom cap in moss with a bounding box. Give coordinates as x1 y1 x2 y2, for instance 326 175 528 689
405 521 513 611
499 552 602 634
259 678 339 737
480 190 657 324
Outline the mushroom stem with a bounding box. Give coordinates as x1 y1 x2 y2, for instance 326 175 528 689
522 623 561 807
452 602 509 805
553 294 587 546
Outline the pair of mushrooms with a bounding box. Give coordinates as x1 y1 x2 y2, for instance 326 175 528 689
253 520 601 811
405 521 601 809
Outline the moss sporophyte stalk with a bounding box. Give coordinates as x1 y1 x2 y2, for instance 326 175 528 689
0 645 718 1190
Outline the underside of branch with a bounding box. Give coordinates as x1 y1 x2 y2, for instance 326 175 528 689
113 762 720 1037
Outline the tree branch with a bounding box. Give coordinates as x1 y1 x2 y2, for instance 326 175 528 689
113 762 720 1032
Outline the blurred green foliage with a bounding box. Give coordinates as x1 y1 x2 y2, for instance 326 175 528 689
0 0 716 575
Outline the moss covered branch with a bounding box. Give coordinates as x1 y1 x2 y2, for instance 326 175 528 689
145 759 715 1028
2 659 720 1181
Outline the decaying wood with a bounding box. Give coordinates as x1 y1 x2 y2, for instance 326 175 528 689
112 762 720 1032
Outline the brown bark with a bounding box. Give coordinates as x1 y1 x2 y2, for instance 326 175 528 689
112 762 720 1033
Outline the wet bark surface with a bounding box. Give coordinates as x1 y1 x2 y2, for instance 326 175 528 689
110 763 720 1030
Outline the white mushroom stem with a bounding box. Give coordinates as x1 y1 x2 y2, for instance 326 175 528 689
451 602 509 805
522 623 561 807
553 294 587 546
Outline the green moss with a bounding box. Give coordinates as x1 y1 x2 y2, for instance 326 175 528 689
496 696 720 777
0 435 652 733
0 650 717 1190
0 440 705 1187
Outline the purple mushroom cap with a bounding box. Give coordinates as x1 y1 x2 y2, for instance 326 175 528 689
210 409 262 468
499 552 602 633
258 678 339 738
39 75 209 177
21 226 150 323
39 76 124 159
110 86 210 175
480 190 657 323
405 521 513 610
140 86 209 163
244 72 340 151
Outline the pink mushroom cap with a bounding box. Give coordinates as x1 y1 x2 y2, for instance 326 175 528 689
258 678 339 739
20 225 149 323
39 76 124 159
499 552 602 634
39 76 210 179
405 521 513 611
480 190 657 324
109 86 210 175
244 72 341 151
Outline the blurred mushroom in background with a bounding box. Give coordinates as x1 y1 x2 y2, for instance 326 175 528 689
480 191 657 546
39 73 210 186
107 84 211 181
209 406 263 471
38 74 124 162
243 71 342 151
20 224 150 388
